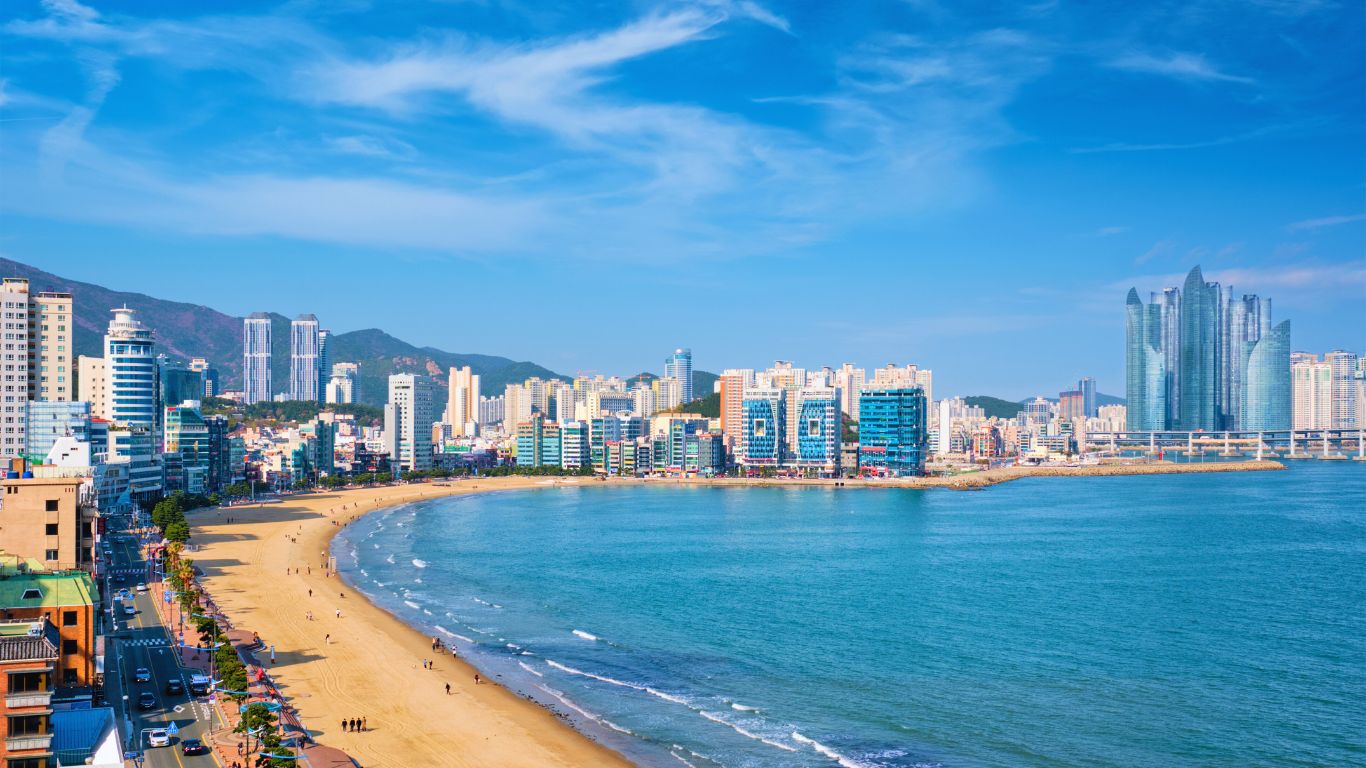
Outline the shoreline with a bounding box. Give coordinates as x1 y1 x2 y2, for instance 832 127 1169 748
188 459 1284 766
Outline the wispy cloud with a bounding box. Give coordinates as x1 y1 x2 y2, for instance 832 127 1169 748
1107 50 1254 84
1286 212 1366 231
1135 240 1171 265
325 134 417 161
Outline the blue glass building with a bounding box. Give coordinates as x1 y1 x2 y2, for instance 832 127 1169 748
795 388 841 476
742 388 785 467
1242 321 1291 431
857 387 927 477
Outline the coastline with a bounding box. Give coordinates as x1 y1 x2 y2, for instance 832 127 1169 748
187 459 1283 766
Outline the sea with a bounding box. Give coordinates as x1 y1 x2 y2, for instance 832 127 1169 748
335 461 1365 768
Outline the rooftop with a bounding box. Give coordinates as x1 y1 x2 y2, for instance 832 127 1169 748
0 618 59 662
0 570 96 609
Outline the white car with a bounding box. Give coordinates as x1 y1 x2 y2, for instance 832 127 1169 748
135 583 148 593
123 603 136 616
147 729 170 748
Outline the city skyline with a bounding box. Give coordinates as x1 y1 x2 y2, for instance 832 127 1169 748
1 1 1363 397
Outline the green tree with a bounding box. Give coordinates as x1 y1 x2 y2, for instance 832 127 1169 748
164 518 190 543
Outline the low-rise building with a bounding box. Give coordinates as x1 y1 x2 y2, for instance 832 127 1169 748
0 617 60 765
0 562 97 688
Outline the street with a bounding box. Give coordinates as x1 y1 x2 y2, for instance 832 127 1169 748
103 515 222 768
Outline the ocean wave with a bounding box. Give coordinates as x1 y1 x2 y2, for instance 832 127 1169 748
506 643 522 651
435 626 474 643
372 543 379 549
536 684 633 736
422 609 433 615
403 600 421 610
699 711 798 753
412 558 428 568
730 702 759 712
792 732 870 768
670 751 699 768
472 597 493 607
374 581 385 588
414 577 423 584
645 687 691 706
545 660 644 691
359 569 368 578
572 629 599 642
517 661 544 678
385 554 396 564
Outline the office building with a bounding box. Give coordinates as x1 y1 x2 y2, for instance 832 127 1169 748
189 357 219 398
741 387 786 467
857 387 928 477
1126 266 1286 431
664 348 693 403
1 278 73 466
326 362 360 405
23 402 95 467
385 374 434 472
1058 390 1085 422
163 401 210 494
243 313 272 404
289 314 322 402
1077 377 1097 417
794 386 841 476
445 366 481 436
560 421 589 469
158 361 204 413
102 308 161 501
1241 322 1291 431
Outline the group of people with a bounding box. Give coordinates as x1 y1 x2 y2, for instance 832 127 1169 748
343 717 367 733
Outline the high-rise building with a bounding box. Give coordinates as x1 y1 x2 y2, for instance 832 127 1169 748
794 386 841 476
1058 390 1085 422
1077 377 1097 418
857 387 928 477
654 376 684 412
290 314 321 402
326 362 361 405
1126 266 1286 432
385 374 433 472
1 278 73 465
445 366 481 436
560 421 589 469
834 364 866 419
243 313 272 404
159 361 204 412
718 369 753 452
77 356 107 420
318 329 331 401
189 356 219 398
102 308 162 501
164 401 210 494
664 348 693 403
1326 350 1359 429
1242 322 1291 431
740 387 786 467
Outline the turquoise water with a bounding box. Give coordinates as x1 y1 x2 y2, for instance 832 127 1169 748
336 463 1366 767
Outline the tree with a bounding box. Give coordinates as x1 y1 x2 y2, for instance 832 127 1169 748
164 519 190 543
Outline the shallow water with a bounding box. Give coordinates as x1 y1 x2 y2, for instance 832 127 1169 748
337 463 1366 767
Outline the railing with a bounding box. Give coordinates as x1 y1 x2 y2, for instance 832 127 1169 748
5 691 53 708
5 733 53 751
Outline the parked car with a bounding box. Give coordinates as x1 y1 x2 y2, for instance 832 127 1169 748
135 583 148 592
147 729 170 748
165 678 184 695
137 691 157 710
181 738 209 756
133 667 151 683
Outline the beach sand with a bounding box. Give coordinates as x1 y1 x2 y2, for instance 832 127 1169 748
189 477 637 768
187 460 1282 766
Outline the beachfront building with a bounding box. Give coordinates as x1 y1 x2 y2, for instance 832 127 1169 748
243 313 272 404
163 401 210 494
290 314 322 402
1241 321 1292 431
740 387 786 468
515 414 562 468
590 415 646 473
560 421 589 470
718 368 754 454
857 386 928 477
446 366 482 436
972 424 1005 458
99 307 162 502
1 278 74 467
384 374 434 472
794 386 841 476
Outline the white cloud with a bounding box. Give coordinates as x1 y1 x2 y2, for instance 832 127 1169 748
1108 50 1254 84
1286 212 1366 231
325 134 417 161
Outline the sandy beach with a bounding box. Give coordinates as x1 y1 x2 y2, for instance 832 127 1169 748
189 477 637 768
187 459 1282 766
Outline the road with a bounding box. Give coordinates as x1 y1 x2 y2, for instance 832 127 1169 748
103 514 223 768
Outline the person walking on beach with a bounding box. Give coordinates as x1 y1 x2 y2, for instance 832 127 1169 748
445 682 451 695
474 673 481 685
363 717 367 731
336 608 341 619
325 633 330 644
341 719 347 733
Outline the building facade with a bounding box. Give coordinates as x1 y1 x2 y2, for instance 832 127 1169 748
101 308 162 502
289 314 321 402
385 374 434 472
857 387 928 477
664 348 693 404
445 366 481 436
1 278 73 467
243 313 272 404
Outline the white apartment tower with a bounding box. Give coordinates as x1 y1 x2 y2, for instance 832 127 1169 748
243 313 273 404
0 278 74 465
326 362 360 405
445 366 481 436
386 374 434 472
103 307 162 500
290 314 322 402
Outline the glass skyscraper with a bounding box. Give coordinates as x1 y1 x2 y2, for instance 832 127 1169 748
664 348 693 404
1125 266 1288 432
857 387 927 477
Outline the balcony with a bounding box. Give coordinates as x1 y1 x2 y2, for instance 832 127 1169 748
6 690 54 708
5 733 53 752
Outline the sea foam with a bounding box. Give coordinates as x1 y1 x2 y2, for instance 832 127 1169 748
572 629 599 642
518 661 544 678
792 732 870 768
698 711 798 753
412 558 428 568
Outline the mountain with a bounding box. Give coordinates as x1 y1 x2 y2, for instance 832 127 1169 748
964 396 1023 420
628 370 718 399
2 258 566 406
1016 394 1126 406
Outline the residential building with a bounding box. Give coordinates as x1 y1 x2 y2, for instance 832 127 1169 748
76 356 106 420
834 364 865 419
0 476 98 573
1058 390 1085 422
326 362 360 405
1078 376 1097 417
189 356 219 398
0 563 98 686
1241 321 1291 431
23 402 95 467
385 374 434 472
654 376 684 412
718 369 754 453
243 313 272 404
560 421 589 470
0 617 60 764
1 278 73 466
664 348 693 403
857 387 928 477
289 314 321 402
972 424 1005 458
445 366 481 436
1326 350 1359 429
515 414 562 467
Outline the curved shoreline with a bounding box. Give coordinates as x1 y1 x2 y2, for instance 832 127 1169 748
188 460 1284 766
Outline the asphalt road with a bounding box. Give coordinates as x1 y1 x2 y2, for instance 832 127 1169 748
103 515 223 768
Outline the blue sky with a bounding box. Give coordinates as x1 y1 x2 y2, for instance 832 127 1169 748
2 0 1363 398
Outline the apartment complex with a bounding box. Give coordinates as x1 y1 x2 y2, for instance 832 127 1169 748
1 279 73 467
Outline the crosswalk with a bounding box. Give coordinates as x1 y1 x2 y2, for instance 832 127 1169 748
124 638 170 648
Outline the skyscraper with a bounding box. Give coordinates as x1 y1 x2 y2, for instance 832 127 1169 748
385 374 434 472
290 314 321 402
327 362 361 405
1125 266 1286 432
718 368 753 452
1077 377 1097 417
857 387 928 477
664 348 693 403
446 366 481 436
243 313 272 404
1326 350 1359 429
1291 354 1332 430
103 307 162 500
318 329 331 402
0 278 73 465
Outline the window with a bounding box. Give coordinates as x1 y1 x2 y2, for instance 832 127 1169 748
21 587 42 600
45 523 58 535
44 549 58 561
62 610 77 626
63 667 77 684
62 638 77 654
45 499 59 511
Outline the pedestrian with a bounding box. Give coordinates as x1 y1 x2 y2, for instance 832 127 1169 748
325 633 330 644
445 682 451 695
474 673 481 684
336 608 341 619
308 588 312 598
341 718 347 732
363 717 367 731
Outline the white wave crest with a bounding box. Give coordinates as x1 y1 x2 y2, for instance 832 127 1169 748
699 711 797 753
412 558 428 568
435 626 474 643
535 684 631 734
792 732 870 768
645 687 691 706
730 702 760 712
385 554 395 564
545 660 644 690
572 629 599 641
518 661 544 678
403 600 421 610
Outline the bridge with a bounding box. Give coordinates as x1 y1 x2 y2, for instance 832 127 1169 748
1081 429 1366 460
